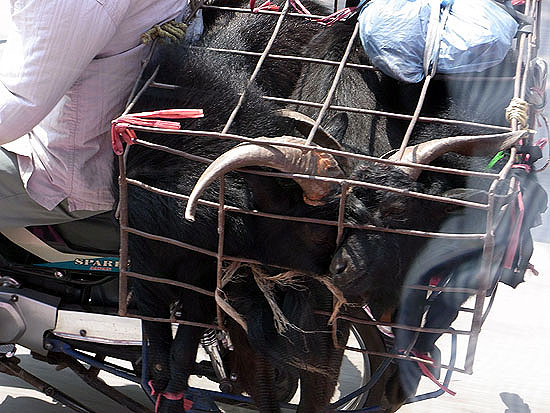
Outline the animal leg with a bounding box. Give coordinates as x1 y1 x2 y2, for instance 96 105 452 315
297 331 347 412
252 354 280 413
134 280 174 392
156 324 203 413
143 320 173 392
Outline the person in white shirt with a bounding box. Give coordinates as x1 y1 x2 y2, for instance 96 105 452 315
0 0 188 229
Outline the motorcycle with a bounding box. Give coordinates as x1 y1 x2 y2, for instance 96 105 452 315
0 215 390 412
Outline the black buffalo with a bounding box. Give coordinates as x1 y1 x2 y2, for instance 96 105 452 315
117 3 547 412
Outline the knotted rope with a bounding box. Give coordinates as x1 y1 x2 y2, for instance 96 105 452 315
141 20 188 44
505 97 530 129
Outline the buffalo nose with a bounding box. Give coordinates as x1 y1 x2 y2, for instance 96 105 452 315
330 253 348 276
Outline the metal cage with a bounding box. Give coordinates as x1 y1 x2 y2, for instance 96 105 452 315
116 0 544 394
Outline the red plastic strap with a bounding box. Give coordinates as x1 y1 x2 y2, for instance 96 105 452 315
534 138 548 149
511 163 531 173
111 109 204 155
512 0 526 5
248 0 353 24
287 0 356 26
428 276 442 287
527 263 539 276
411 351 456 396
148 380 194 413
502 183 525 269
251 0 280 11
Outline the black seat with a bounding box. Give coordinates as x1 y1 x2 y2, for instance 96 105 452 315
32 211 121 256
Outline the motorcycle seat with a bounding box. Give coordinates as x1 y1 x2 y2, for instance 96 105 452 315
51 211 120 255
21 211 120 258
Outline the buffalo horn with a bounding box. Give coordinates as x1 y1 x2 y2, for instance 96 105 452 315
185 136 344 221
389 130 527 180
275 109 350 171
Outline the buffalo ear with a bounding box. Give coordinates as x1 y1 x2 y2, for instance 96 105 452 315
324 113 349 143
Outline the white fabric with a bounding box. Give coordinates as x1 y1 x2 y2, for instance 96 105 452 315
0 0 188 211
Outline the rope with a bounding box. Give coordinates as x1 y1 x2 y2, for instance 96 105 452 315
141 20 188 44
311 274 347 325
250 266 307 334
505 97 530 129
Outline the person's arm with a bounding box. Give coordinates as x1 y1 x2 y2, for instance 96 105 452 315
0 0 118 145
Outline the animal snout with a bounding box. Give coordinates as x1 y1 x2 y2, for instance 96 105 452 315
329 250 350 279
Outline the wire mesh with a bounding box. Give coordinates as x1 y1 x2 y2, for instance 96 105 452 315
117 0 542 382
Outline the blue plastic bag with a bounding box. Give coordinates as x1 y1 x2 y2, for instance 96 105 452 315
358 0 519 83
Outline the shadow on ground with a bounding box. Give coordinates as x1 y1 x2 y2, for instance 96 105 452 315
500 392 531 413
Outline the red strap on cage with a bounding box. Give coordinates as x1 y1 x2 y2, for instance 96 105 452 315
527 263 539 276
291 0 356 26
250 0 280 11
248 0 354 25
410 351 456 396
111 109 204 155
502 182 525 270
148 380 194 413
534 137 549 172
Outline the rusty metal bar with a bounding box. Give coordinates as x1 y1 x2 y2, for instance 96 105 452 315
125 313 221 330
336 182 349 246
405 285 480 294
463 0 537 373
134 138 212 164
222 0 291 134
520 0 537 101
150 81 181 90
124 65 160 116
126 175 488 240
317 311 472 336
216 176 228 329
118 154 129 317
201 4 327 18
152 52 514 83
130 127 503 179
125 40 158 109
190 46 377 70
125 270 216 297
335 345 471 375
306 21 360 144
122 225 218 258
396 74 434 160
262 95 513 132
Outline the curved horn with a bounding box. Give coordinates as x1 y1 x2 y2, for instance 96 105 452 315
275 109 350 171
185 136 345 221
389 130 527 180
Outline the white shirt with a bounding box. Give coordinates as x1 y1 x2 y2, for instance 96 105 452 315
0 0 187 211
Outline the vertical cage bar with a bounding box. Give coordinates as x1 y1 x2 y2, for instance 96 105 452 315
336 181 349 246
118 153 130 317
396 74 433 160
305 22 360 145
464 188 495 373
222 0 291 134
216 176 227 329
